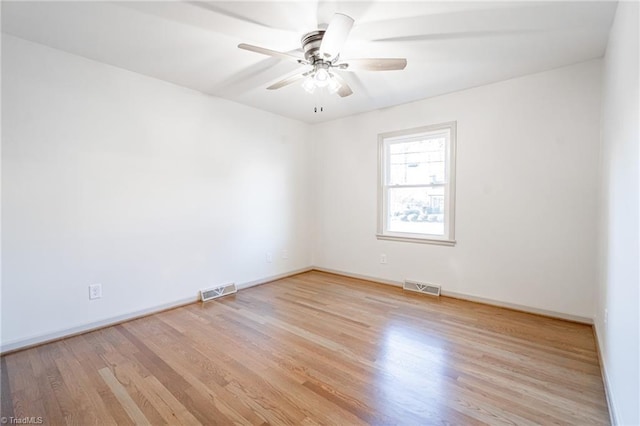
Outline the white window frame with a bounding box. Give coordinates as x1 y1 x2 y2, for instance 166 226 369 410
377 122 457 246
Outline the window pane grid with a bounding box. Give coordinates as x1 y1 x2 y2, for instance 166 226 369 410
386 183 446 189
378 122 456 244
385 185 446 236
386 137 447 186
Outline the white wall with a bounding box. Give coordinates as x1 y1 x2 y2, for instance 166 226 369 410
1 35 312 350
312 60 602 320
2 16 635 421
596 2 640 425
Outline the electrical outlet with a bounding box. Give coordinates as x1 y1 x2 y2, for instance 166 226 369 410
380 254 387 264
266 252 273 263
282 250 289 259
89 284 102 300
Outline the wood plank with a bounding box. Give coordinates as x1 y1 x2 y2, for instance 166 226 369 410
115 324 235 425
35 344 78 424
26 347 72 425
0 356 15 420
0 271 610 424
98 367 150 425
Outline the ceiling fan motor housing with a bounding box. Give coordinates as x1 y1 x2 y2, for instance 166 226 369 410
238 12 405 98
301 30 327 63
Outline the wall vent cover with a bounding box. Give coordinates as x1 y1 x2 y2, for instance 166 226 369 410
403 280 441 297
200 283 237 302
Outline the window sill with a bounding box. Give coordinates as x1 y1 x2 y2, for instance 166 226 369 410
376 234 456 246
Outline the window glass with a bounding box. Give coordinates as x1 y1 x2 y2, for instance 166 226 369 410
378 122 456 245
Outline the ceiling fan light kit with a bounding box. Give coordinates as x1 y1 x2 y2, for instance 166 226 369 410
302 70 342 94
301 76 317 94
327 77 342 94
238 12 407 99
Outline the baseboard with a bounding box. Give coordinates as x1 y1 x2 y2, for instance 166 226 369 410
593 323 619 425
237 266 313 290
311 266 593 324
0 296 199 355
0 266 313 355
312 266 404 288
1 265 592 354
441 290 593 324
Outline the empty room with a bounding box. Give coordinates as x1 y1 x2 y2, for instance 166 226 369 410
1 1 638 425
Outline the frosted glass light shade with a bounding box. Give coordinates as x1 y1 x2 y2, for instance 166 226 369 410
302 76 316 93
314 68 330 87
328 77 341 94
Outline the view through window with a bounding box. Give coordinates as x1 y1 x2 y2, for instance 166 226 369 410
378 122 456 244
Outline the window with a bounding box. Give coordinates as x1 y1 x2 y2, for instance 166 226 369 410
377 122 456 245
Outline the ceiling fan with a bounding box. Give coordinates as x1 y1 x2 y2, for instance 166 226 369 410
238 13 407 98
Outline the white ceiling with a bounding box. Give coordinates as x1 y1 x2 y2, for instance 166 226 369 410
1 1 616 123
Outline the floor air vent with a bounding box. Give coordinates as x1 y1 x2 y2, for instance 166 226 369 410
200 283 237 302
403 280 441 297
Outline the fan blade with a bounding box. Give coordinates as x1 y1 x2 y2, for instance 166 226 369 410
338 58 407 71
319 13 354 60
267 71 312 90
238 43 307 64
351 3 613 42
191 2 281 30
316 0 335 29
331 73 353 97
371 29 540 43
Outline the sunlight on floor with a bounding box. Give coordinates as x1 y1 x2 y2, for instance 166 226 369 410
376 323 449 416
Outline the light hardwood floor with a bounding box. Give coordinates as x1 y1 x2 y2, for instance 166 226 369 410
1 271 609 425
